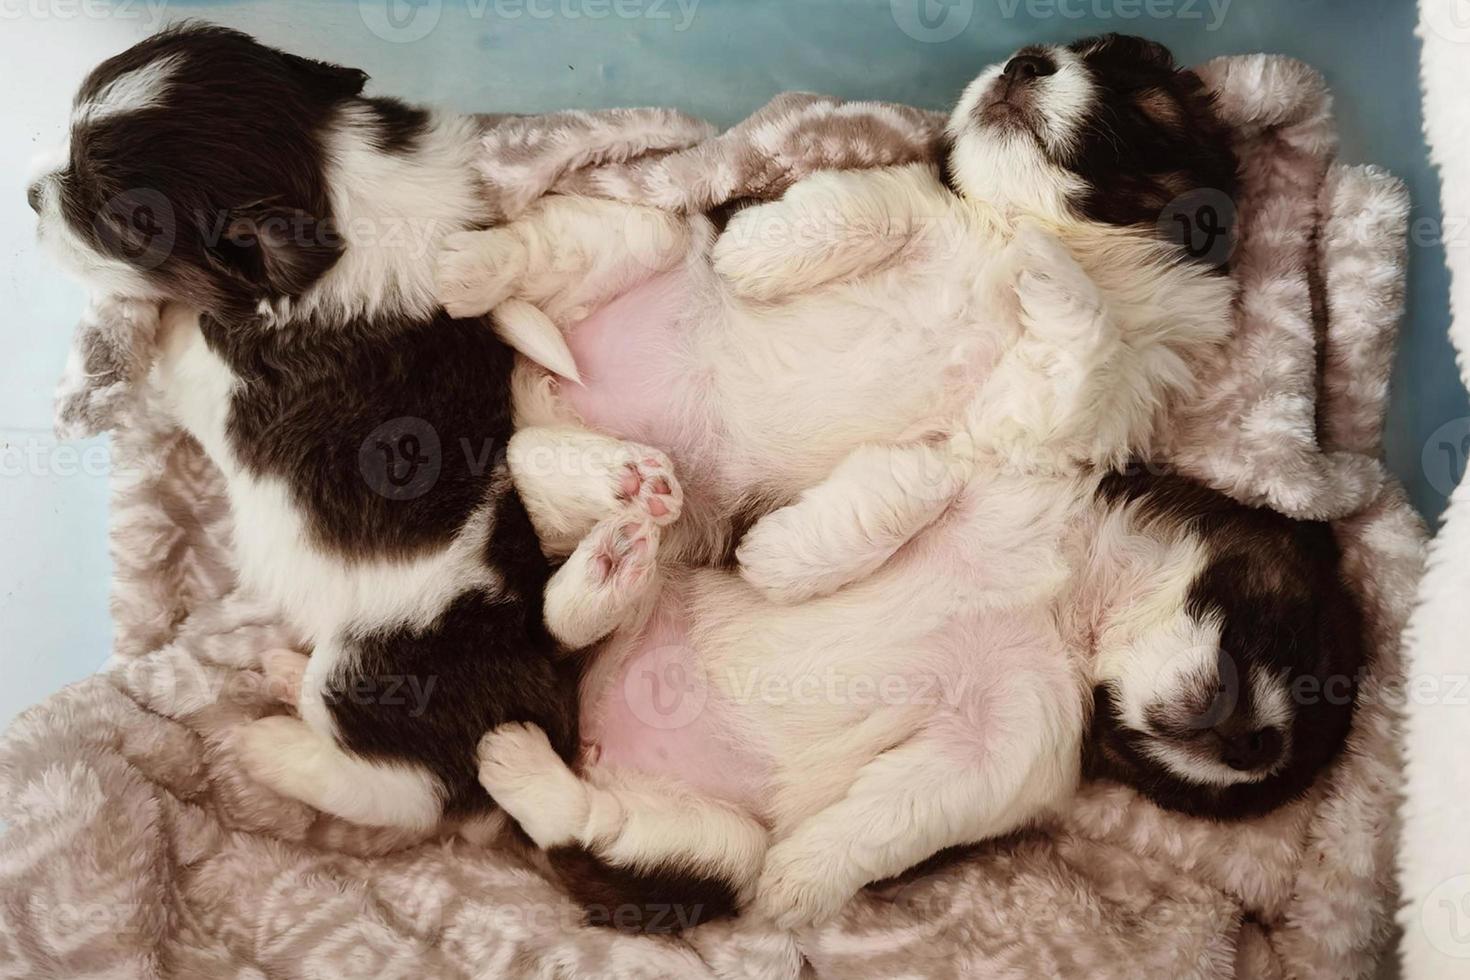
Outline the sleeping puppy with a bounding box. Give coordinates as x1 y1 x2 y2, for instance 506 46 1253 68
31 25 759 924
442 36 1365 926
438 34 1240 570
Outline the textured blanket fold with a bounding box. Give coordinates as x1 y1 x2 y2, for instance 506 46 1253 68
0 54 1419 980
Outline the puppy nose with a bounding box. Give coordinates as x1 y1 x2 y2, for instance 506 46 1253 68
1002 53 1057 81
27 180 43 213
1216 725 1283 771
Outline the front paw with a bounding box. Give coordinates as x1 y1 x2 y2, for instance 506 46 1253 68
1010 223 1105 345
476 722 587 848
753 839 858 930
735 509 828 604
436 229 527 318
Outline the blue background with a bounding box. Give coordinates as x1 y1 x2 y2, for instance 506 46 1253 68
0 0 1459 751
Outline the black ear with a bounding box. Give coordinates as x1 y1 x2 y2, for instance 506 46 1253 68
276 50 369 100
205 202 345 301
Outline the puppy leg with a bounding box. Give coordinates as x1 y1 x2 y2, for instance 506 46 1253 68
436 197 694 320
509 426 682 554
543 515 664 649
754 678 1083 928
969 224 1148 468
479 722 767 916
736 439 971 602
236 715 444 831
711 168 937 301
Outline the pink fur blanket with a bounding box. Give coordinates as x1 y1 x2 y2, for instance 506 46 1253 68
0 55 1418 979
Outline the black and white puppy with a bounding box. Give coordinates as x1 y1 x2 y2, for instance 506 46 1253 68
32 24 691 868
1084 469 1366 820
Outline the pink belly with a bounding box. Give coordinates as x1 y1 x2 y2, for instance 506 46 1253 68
561 270 716 464
581 590 767 808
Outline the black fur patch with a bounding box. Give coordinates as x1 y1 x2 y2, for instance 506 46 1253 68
363 96 432 154
546 845 739 934
200 309 517 559
1062 35 1240 244
199 305 580 816
1085 469 1367 819
61 24 378 316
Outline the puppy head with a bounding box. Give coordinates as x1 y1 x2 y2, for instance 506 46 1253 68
1084 472 1365 819
30 24 370 316
943 34 1238 238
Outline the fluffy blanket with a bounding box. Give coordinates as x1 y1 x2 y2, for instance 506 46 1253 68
0 55 1419 979
1399 5 1470 976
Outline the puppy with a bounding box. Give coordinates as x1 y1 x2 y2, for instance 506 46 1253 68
33 24 759 926
445 37 1364 926
439 33 1239 568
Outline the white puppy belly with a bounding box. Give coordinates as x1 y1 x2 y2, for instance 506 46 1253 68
580 587 770 811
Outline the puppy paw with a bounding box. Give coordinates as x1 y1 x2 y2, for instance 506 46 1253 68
236 715 313 788
753 840 857 931
588 516 660 593
615 448 683 526
477 722 587 848
436 229 526 318
259 648 309 708
1011 223 1105 346
735 509 835 605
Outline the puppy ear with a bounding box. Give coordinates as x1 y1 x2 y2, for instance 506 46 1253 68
276 50 369 100
205 203 344 301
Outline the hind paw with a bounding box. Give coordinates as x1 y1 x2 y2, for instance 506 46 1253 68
477 722 587 847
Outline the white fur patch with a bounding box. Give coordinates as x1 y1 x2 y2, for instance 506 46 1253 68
73 54 185 125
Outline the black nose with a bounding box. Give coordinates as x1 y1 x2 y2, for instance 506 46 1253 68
1216 726 1283 771
27 180 43 213
1002 53 1057 81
